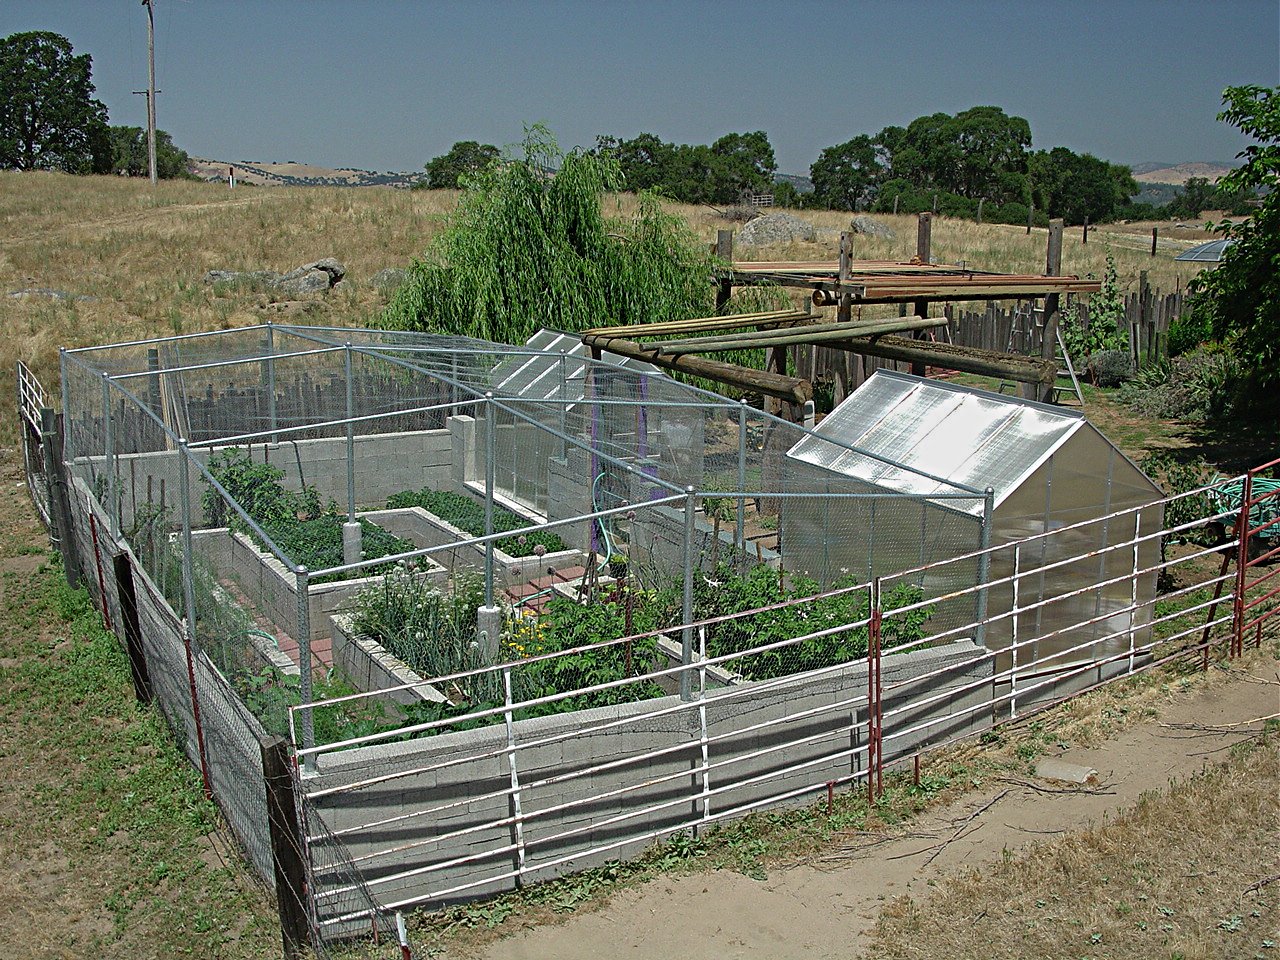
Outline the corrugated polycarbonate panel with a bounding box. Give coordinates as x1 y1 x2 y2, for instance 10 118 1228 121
788 371 1083 514
490 329 662 402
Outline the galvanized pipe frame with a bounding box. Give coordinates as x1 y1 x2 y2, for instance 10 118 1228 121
314 549 1235 926
276 322 988 501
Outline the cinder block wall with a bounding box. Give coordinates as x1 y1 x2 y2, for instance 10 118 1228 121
305 640 992 916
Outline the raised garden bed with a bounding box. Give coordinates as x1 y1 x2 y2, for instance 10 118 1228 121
365 503 584 589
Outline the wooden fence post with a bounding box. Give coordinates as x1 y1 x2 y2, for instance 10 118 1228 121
912 214 932 377
1151 227 1158 257
41 408 81 588
112 552 152 705
1038 219 1064 401
261 735 313 958
715 230 733 311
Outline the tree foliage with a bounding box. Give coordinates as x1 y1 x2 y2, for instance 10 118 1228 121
1188 85 1280 399
1029 148 1137 225
386 126 719 342
423 139 500 188
107 125 193 179
810 134 883 210
0 31 109 173
594 130 778 205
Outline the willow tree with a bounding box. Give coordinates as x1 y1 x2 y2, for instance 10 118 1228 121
385 127 721 342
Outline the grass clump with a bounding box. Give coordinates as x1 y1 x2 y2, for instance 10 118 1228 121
384 125 721 342
386 487 567 557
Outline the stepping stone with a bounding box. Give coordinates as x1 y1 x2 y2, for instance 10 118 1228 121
1035 758 1098 784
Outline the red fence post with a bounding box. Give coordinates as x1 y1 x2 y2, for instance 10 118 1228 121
1233 472 1253 659
867 579 884 803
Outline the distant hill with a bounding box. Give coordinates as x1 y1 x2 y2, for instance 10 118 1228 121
189 158 425 188
1131 161 1239 186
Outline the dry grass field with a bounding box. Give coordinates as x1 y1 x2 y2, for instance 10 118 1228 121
1 171 1261 960
0 171 1211 427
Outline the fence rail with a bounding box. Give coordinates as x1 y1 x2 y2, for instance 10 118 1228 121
16 352 1277 956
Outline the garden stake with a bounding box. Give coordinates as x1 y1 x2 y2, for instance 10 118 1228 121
826 780 835 817
396 911 412 960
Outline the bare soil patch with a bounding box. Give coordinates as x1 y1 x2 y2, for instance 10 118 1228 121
468 656 1278 960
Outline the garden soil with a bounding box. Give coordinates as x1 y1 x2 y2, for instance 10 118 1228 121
479 666 1278 960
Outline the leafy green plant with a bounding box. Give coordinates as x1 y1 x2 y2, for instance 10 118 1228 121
386 487 567 557
1061 255 1128 383
204 447 415 581
384 125 720 344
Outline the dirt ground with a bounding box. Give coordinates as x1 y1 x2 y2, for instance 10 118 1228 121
475 664 1279 960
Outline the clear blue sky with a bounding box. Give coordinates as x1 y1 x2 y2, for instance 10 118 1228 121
3 1 1277 174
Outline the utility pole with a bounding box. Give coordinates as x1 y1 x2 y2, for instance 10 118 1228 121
143 0 157 186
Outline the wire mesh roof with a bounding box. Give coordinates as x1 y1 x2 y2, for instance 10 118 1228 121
788 371 1084 515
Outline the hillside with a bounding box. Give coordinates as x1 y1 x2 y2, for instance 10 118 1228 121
1131 160 1238 185
188 157 424 188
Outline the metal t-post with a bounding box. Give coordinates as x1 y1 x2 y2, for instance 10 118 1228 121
974 487 995 647
295 565 314 765
265 322 278 444
102 374 118 540
484 392 496 607
681 486 697 701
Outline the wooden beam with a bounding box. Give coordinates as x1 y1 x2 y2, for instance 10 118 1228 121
580 310 807 340
1038 218 1065 401
653 316 944 353
581 334 813 404
830 335 1058 385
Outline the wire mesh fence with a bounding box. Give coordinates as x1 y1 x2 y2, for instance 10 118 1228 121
30 324 1279 952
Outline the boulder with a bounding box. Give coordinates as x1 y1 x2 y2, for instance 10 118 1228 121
202 258 346 295
370 267 409 292
273 266 333 296
6 288 96 302
850 215 895 240
737 212 817 246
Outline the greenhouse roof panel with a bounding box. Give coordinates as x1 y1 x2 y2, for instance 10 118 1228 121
787 371 1083 516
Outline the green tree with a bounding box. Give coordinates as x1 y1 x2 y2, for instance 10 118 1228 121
1029 147 1137 224
0 31 109 173
1165 176 1218 219
423 140 500 188
107 125 193 179
810 134 883 210
708 130 777 203
1188 85 1280 399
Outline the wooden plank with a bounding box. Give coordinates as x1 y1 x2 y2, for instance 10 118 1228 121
829 335 1057 385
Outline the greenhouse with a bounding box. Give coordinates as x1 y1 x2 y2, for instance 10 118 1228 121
785 370 1165 670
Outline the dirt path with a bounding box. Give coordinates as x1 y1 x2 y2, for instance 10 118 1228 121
478 666 1278 960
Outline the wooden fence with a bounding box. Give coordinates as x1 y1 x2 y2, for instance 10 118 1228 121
796 283 1187 403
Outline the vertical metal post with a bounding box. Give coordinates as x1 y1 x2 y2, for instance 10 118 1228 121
484 392 496 608
974 487 995 647
1233 472 1252 659
176 442 213 799
295 565 314 764
265 322 278 444
1011 545 1021 718
557 350 568 460
680 486 696 702
101 374 119 540
59 348 72 462
736 399 747 552
502 666 527 884
344 343 355 523
697 625 711 824
1128 513 1141 672
867 578 883 804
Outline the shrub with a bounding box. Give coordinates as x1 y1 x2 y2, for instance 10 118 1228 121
1119 348 1241 421
386 487 567 557
1166 306 1212 357
1090 349 1133 388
